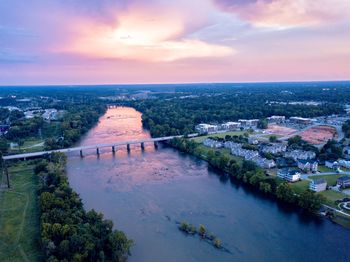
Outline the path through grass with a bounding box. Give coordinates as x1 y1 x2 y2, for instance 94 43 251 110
0 162 41 262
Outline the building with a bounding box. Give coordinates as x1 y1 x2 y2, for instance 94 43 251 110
297 160 318 172
253 157 276 169
203 138 223 148
231 147 259 160
238 119 259 128
195 124 219 134
277 169 301 182
289 117 314 125
267 115 286 124
224 141 241 149
325 160 339 170
248 137 259 145
221 122 241 131
337 176 350 188
343 146 350 160
284 150 316 161
309 179 327 192
261 143 287 154
338 159 350 169
42 109 58 121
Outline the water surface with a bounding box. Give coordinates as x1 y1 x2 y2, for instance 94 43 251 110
67 107 349 262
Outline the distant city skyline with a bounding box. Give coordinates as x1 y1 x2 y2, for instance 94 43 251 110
1 0 350 85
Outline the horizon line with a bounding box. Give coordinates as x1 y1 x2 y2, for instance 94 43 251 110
1 79 350 88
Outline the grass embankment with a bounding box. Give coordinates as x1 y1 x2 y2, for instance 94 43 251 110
0 162 41 262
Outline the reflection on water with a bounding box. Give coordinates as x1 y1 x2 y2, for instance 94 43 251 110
67 107 349 262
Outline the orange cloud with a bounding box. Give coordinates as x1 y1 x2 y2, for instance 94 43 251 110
63 9 235 62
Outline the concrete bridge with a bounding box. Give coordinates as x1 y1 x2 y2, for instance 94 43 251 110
2 135 199 161
1 133 198 188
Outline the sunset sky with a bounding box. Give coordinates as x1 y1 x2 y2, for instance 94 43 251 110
1 0 350 85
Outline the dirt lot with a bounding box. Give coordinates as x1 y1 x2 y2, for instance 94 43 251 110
267 124 297 136
300 125 336 145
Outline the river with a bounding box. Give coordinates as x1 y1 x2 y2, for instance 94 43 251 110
67 107 349 262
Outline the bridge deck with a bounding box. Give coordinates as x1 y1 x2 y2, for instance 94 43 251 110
2 134 198 161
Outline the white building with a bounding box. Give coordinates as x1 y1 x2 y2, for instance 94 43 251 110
195 124 219 134
221 122 241 131
277 169 301 182
203 138 223 148
267 116 286 124
261 143 287 154
238 119 259 128
289 117 314 125
325 160 339 170
297 160 318 172
42 109 58 121
248 137 259 145
253 157 276 169
309 179 327 192
338 159 350 169
284 150 316 161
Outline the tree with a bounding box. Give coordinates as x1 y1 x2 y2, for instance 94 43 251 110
0 138 9 154
257 118 268 129
298 191 325 212
259 182 272 194
288 135 302 146
269 135 278 143
276 183 296 203
198 224 206 237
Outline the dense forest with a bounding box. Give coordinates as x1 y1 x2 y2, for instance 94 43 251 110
132 83 347 137
35 153 133 261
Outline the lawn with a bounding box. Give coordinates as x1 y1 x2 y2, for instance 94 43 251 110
310 174 343 186
290 180 309 194
191 131 247 143
9 137 45 154
0 162 42 262
318 190 347 207
317 165 334 173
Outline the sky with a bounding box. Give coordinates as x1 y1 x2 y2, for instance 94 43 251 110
0 0 350 85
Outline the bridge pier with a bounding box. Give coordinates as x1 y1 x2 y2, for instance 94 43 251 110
141 142 145 150
80 149 83 158
127 144 130 152
112 146 115 154
96 147 100 156
154 141 158 149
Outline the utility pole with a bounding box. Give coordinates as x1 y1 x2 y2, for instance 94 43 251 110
3 160 10 188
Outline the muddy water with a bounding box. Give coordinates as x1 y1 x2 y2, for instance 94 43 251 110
67 107 349 262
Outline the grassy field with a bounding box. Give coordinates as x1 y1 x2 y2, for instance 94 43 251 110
9 137 45 154
0 163 42 262
318 190 347 207
317 165 334 173
191 131 247 143
310 174 343 186
291 180 309 194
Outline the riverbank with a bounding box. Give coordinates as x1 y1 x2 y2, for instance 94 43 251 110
169 138 350 229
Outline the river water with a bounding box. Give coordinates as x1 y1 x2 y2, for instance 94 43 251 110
67 107 349 262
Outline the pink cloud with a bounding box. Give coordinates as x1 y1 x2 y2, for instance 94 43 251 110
214 0 350 28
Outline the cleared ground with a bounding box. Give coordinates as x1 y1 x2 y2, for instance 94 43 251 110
300 126 336 145
0 163 41 262
266 124 297 136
